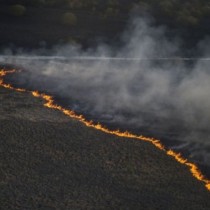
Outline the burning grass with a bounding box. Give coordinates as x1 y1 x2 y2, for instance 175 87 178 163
1 69 210 191
1 69 210 209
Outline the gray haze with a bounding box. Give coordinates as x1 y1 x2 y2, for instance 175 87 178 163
1 17 210 166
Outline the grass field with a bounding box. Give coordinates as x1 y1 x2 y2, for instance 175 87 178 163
1 85 210 209
1 1 210 209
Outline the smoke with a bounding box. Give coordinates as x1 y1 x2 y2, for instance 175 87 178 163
1 17 210 166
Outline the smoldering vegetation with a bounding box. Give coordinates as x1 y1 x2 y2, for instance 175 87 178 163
1 17 210 168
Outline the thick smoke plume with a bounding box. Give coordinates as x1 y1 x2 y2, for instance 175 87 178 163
1 17 210 166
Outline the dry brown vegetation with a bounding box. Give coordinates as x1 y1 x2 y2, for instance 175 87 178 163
1 86 210 209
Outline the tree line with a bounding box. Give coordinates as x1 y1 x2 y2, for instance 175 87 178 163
2 0 210 27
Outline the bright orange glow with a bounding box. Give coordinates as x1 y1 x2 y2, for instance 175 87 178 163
1 69 210 191
0 69 25 92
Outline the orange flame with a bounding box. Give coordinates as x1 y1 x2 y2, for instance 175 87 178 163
0 69 25 92
1 69 210 191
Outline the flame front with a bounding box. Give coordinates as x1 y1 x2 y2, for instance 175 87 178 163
1 69 210 191
0 70 25 92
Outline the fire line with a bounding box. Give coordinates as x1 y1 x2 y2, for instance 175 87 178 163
1 69 210 191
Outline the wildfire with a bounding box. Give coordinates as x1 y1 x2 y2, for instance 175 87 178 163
0 69 25 92
1 69 210 191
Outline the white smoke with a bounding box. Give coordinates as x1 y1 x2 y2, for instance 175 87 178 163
1 17 210 166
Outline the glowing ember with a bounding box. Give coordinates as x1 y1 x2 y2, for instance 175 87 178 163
1 69 210 191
